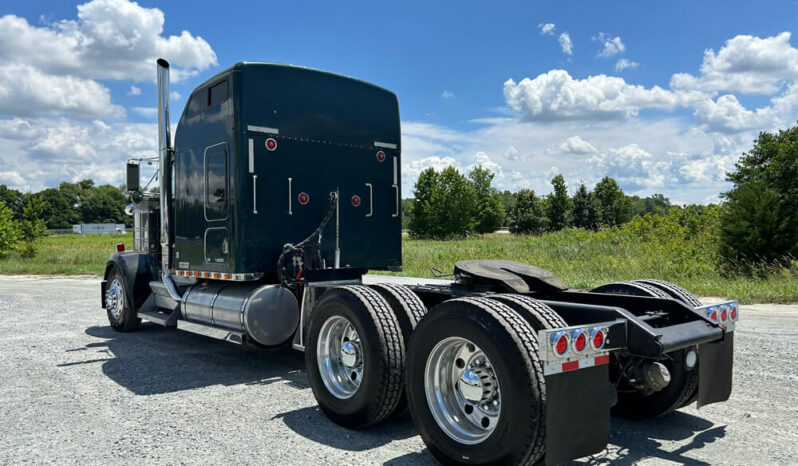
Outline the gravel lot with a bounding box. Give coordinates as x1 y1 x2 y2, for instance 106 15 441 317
0 276 796 465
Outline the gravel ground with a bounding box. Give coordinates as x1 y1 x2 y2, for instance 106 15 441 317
0 275 796 465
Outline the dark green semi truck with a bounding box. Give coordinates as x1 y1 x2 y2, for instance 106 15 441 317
102 59 738 465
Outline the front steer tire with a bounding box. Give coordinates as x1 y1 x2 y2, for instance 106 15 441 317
305 286 405 429
104 265 141 332
406 297 546 466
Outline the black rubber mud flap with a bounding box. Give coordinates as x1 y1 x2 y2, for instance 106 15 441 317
545 364 611 465
697 332 734 408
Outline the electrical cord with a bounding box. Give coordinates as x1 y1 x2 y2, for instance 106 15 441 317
277 191 339 288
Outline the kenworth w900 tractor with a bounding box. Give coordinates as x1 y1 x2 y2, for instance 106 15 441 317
101 59 737 465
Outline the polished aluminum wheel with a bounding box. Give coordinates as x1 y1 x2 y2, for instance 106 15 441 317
105 278 125 320
317 315 364 399
424 337 501 445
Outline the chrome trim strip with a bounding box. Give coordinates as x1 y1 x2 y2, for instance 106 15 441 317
247 125 279 135
374 141 397 149
392 156 398 185
248 138 254 173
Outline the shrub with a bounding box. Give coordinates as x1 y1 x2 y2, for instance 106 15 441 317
0 201 20 256
720 126 798 264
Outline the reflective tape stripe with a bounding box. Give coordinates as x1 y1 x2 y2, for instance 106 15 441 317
544 354 610 376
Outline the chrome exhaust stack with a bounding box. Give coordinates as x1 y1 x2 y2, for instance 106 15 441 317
157 58 181 301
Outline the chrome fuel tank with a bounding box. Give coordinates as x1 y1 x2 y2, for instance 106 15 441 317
181 282 299 346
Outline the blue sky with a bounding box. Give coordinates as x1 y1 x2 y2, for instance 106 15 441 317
2 0 797 203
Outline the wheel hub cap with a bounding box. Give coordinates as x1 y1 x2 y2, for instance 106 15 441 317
424 337 501 445
105 279 124 320
317 316 364 399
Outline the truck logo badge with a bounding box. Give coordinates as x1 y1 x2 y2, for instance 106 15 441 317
298 192 309 205
266 138 277 151
376 150 386 162
351 195 361 207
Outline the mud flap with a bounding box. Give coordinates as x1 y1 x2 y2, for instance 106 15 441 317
545 364 611 465
697 331 734 408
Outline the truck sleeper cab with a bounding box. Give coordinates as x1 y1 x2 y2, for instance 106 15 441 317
101 59 737 466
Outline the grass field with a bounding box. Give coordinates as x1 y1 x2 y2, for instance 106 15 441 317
0 231 795 303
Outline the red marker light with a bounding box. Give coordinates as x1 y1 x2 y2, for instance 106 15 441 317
265 138 277 151
555 335 568 355
721 307 728 322
298 192 309 205
351 195 361 207
376 151 386 162
574 332 587 352
731 305 737 320
116 243 125 252
592 330 604 350
710 311 718 321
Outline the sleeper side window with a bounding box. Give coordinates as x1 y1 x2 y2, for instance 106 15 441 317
209 80 228 107
204 148 228 220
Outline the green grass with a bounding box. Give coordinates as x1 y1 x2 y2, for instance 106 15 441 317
0 234 132 275
1 229 795 303
377 231 798 304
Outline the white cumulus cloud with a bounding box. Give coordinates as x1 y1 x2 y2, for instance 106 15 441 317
615 58 639 72
0 64 123 119
503 70 699 121
693 94 781 133
558 33 573 55
595 33 626 58
671 32 798 95
538 23 556 35
0 0 217 83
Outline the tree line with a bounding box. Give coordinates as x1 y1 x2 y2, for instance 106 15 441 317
0 180 129 229
407 168 672 237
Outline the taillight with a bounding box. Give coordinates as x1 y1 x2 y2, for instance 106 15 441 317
706 307 718 322
115 243 125 252
731 304 738 320
720 305 728 322
589 326 606 350
570 328 588 353
551 331 569 357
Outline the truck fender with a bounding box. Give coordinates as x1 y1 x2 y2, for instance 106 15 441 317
101 252 158 311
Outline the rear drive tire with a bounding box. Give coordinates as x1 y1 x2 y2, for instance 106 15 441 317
591 281 698 419
305 286 404 429
488 293 567 330
632 279 702 408
370 283 428 418
634 279 702 307
406 297 546 465
104 265 141 332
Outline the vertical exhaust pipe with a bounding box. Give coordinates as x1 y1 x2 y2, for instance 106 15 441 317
157 58 181 300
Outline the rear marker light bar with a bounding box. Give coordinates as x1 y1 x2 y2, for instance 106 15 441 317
696 300 739 331
540 320 624 376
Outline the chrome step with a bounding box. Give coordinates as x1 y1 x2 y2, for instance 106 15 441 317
176 320 245 345
138 308 179 327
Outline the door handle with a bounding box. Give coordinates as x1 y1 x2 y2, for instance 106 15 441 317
365 183 373 217
392 185 399 218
